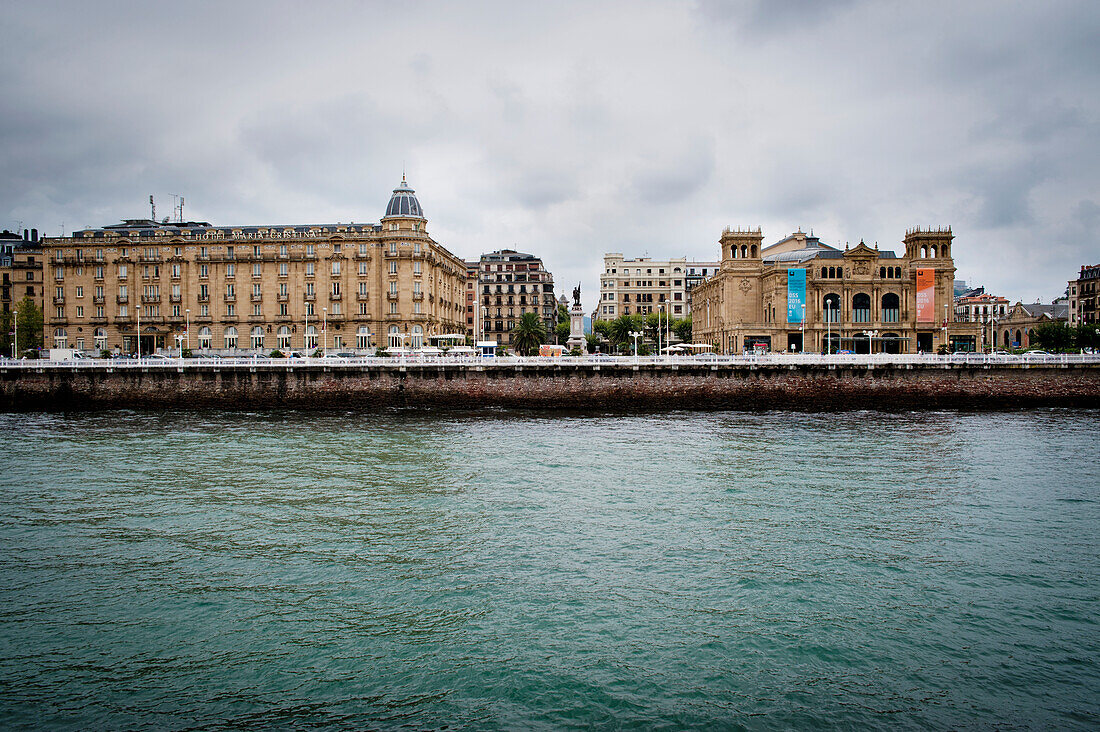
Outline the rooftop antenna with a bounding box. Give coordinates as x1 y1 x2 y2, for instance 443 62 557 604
149 195 156 222
170 194 185 223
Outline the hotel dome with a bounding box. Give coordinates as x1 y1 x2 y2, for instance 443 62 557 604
384 176 425 219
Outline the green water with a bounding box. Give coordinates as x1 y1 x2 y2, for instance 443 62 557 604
0 410 1097 729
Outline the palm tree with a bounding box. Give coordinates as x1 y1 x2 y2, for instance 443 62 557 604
608 314 640 347
511 311 547 355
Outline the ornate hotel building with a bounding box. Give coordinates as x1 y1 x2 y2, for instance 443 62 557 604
39 178 468 354
692 227 979 354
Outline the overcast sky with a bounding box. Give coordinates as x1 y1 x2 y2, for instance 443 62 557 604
2 0 1097 309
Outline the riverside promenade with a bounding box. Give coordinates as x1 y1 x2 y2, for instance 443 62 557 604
2 353 1099 410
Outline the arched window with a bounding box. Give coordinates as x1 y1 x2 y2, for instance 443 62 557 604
388 325 402 349
852 293 871 323
250 326 264 350
411 325 423 349
54 327 67 348
304 325 317 350
1014 329 1022 347
821 267 827 278
1004 330 1011 347
921 245 928 258
224 326 238 349
94 327 107 351
930 245 937 258
198 326 212 349
823 293 840 323
750 245 758 257
357 326 371 349
277 326 291 349
881 293 900 323
740 245 747 257
880 266 886 279
894 267 902 278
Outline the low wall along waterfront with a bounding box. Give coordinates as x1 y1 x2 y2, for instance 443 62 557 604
2 356 1099 410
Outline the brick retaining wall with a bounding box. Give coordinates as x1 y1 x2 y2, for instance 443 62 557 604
1 363 1098 410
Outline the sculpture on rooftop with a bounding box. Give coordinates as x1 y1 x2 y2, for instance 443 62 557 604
572 284 581 307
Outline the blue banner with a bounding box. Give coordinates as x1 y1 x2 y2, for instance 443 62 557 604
787 268 806 323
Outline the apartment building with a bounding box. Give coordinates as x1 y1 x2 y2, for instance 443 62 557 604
475 249 557 348
597 254 720 321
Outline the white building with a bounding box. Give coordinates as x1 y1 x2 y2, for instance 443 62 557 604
598 254 720 321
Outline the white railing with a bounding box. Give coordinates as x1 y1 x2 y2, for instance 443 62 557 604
1 352 1098 370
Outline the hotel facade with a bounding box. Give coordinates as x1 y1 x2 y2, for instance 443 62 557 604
39 179 468 354
691 227 979 354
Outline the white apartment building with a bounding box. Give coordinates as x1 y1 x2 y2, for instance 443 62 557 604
597 254 720 320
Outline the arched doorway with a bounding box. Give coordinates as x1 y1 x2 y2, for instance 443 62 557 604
224 326 238 350
388 326 402 349
276 326 291 350
882 332 901 354
198 326 212 350
854 332 871 355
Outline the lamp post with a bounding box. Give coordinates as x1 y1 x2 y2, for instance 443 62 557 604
12 309 17 359
629 329 642 362
304 311 309 355
943 302 949 352
657 303 664 359
322 307 328 356
185 308 190 351
136 298 141 359
176 333 184 360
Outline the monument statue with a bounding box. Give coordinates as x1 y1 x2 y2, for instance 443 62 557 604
572 284 581 307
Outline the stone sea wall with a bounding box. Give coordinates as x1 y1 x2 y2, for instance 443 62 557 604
1 363 1099 410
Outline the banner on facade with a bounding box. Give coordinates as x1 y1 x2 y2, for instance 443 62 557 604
786 268 806 323
916 268 935 322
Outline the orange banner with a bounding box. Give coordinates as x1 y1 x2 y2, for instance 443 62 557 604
916 268 935 322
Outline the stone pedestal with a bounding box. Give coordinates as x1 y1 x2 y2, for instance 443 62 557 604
566 304 585 352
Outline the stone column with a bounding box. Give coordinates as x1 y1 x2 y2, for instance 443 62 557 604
567 304 585 352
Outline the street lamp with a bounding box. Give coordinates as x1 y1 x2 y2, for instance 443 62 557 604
629 329 642 361
322 307 328 356
136 298 141 358
657 303 664 359
185 308 190 351
12 309 17 359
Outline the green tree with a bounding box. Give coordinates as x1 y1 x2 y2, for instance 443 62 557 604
608 314 642 346
1075 323 1100 351
1032 321 1075 352
4 297 44 354
555 320 570 344
585 333 600 354
672 315 692 343
511 311 547 355
556 301 570 326
593 320 612 339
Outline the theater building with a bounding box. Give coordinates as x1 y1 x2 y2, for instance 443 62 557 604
691 227 979 354
40 178 468 355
